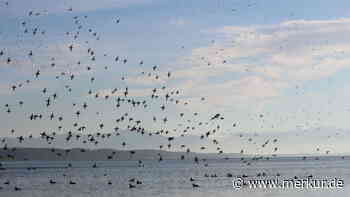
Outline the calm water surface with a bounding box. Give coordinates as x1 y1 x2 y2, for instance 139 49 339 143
0 157 349 197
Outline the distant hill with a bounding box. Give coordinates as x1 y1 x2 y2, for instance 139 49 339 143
0 147 241 161
0 130 222 152
0 129 244 161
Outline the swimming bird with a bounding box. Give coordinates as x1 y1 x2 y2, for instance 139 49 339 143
69 180 76 185
129 184 136 188
14 186 21 191
192 183 200 188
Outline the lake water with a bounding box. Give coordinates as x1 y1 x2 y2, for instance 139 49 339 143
0 156 349 197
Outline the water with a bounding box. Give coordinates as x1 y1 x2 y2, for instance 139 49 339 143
0 156 349 197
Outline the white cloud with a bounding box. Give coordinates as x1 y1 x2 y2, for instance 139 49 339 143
171 18 350 109
126 74 166 86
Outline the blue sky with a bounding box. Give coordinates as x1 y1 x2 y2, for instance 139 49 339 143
1 0 350 154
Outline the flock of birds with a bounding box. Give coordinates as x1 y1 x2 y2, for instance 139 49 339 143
0 0 342 192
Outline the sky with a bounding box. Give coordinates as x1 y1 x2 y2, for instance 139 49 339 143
1 0 350 154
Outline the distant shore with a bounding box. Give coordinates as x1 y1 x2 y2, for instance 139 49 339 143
0 147 241 161
0 147 347 162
